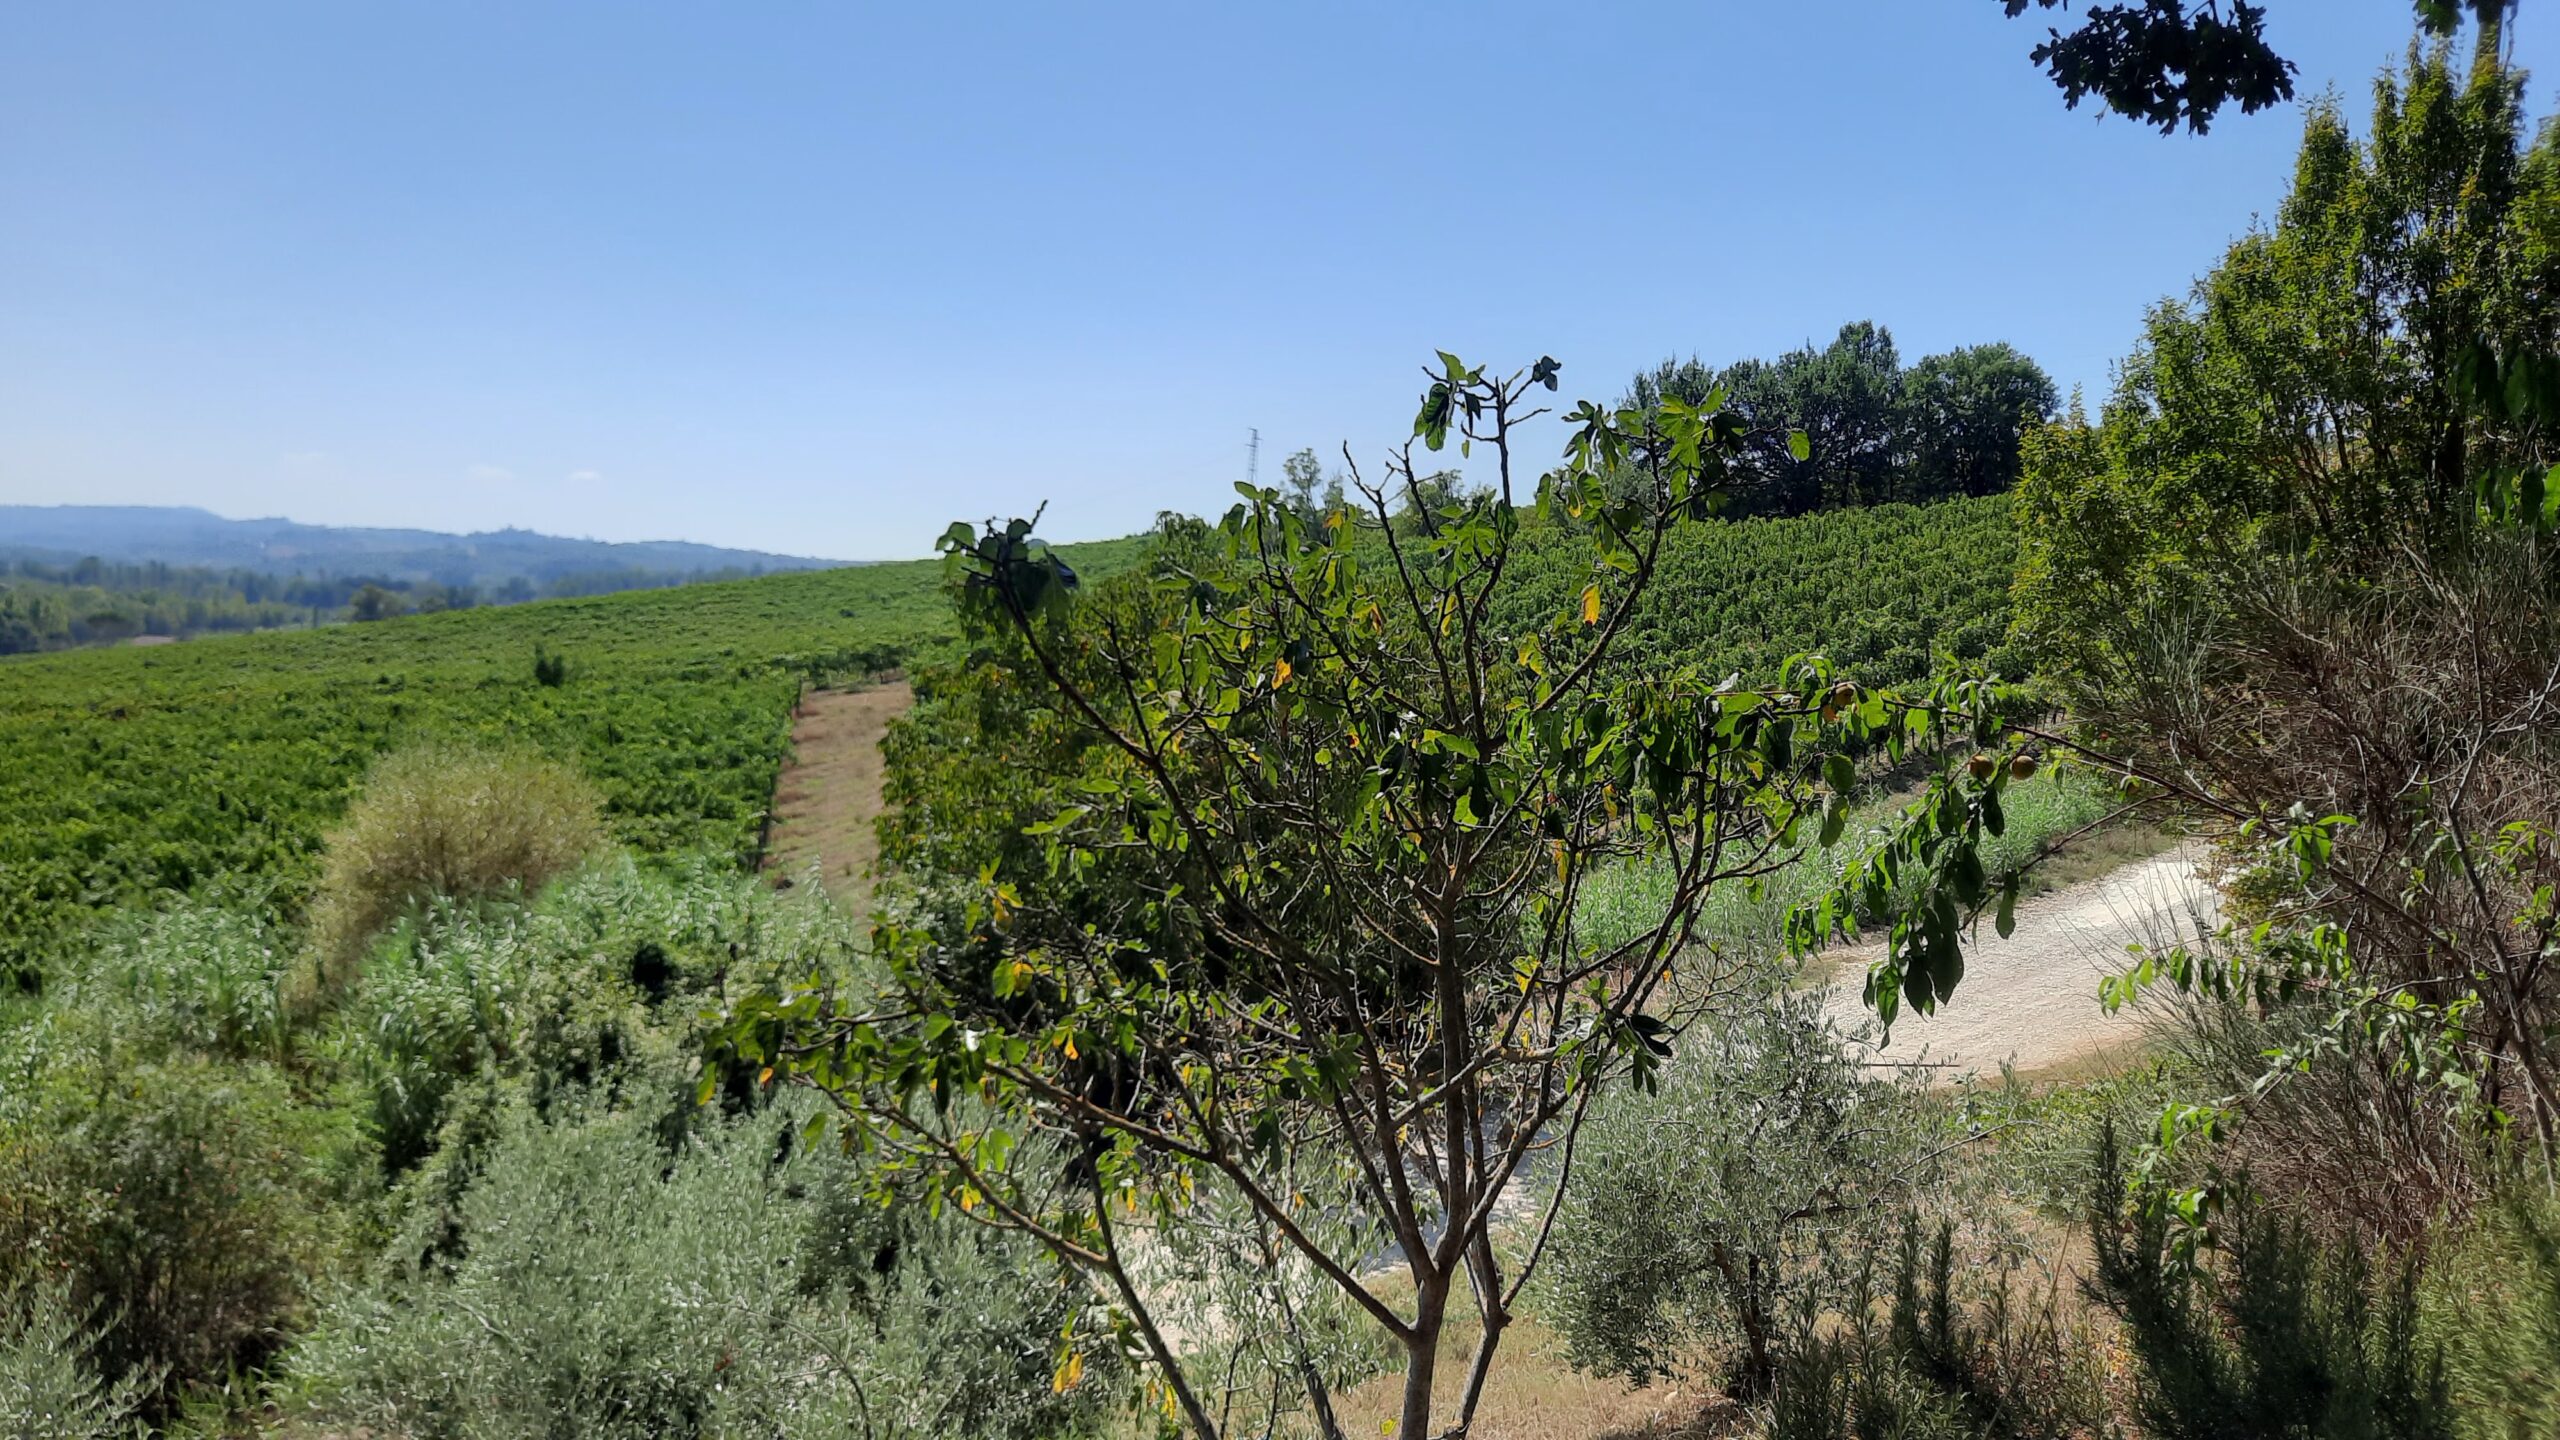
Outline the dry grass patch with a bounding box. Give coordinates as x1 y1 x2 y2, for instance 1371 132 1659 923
298 743 604 1006
1326 1264 1746 1440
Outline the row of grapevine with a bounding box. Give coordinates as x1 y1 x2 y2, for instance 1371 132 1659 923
1492 494 2020 685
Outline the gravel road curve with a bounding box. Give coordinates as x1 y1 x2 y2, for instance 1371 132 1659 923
1821 846 2220 1078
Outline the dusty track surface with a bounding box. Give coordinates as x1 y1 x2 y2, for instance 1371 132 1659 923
1821 846 2220 1078
763 681 913 902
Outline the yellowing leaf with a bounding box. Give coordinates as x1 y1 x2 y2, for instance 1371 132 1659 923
757 1066 774 1086
1274 656 1293 688
1062 1033 1079 1060
1580 584 1602 625
1053 1350 1085 1393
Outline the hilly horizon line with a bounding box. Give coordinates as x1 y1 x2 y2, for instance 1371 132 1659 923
0 502 859 567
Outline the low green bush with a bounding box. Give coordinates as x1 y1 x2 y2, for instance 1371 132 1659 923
1544 987 1933 1394
300 743 606 1003
0 1024 371 1406
289 1096 1121 1440
2083 1122 2452 1440
0 1276 156 1440
323 852 850 1172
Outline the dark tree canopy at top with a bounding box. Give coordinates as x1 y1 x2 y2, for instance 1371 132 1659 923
1999 0 2509 134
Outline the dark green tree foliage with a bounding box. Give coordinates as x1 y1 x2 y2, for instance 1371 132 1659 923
2011 33 2560 1205
1993 1 2508 134
2082 1125 2454 1440
1903 345 2062 500
2014 19 2560 691
1632 325 2056 516
348 584 404 623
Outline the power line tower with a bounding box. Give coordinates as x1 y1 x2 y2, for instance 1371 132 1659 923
1246 428 1260 489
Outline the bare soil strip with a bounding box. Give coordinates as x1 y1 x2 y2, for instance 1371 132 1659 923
763 680 913 903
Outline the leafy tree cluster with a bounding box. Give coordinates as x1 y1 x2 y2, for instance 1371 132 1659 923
734 351 2041 1439
2014 26 2560 1230
0 551 846 655
1631 324 2057 517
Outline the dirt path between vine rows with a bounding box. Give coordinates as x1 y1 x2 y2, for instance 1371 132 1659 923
1818 844 2221 1079
763 680 913 904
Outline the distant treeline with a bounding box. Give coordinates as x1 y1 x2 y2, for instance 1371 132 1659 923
0 555 819 655
1630 321 2057 517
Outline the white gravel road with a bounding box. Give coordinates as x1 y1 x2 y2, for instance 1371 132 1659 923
1821 846 2219 1078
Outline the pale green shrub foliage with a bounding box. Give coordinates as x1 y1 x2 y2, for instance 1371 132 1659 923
302 743 606 1001
290 1096 1119 1440
1545 988 1930 1392
0 1278 155 1440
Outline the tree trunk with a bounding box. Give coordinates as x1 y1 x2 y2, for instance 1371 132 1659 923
1710 1245 1777 1399
1399 1279 1446 1440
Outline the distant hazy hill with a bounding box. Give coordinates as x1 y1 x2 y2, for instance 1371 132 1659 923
0 505 844 587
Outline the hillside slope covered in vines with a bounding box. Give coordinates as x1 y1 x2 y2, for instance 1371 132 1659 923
1491 493 2019 685
0 539 1148 977
1 496 2018 981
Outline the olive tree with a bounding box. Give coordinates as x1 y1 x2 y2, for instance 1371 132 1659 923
1543 988 1934 1397
721 354 2021 1439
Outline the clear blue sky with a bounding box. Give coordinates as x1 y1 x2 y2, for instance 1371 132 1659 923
3 3 2551 560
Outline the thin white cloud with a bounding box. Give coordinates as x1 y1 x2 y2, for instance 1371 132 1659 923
466 462 515 483
566 468 603 484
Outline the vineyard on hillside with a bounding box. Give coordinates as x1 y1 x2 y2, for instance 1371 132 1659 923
1494 493 2020 685
0 498 2020 980
0 538 1148 977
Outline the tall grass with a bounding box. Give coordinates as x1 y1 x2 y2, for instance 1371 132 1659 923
44 891 294 1061
300 743 606 1005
